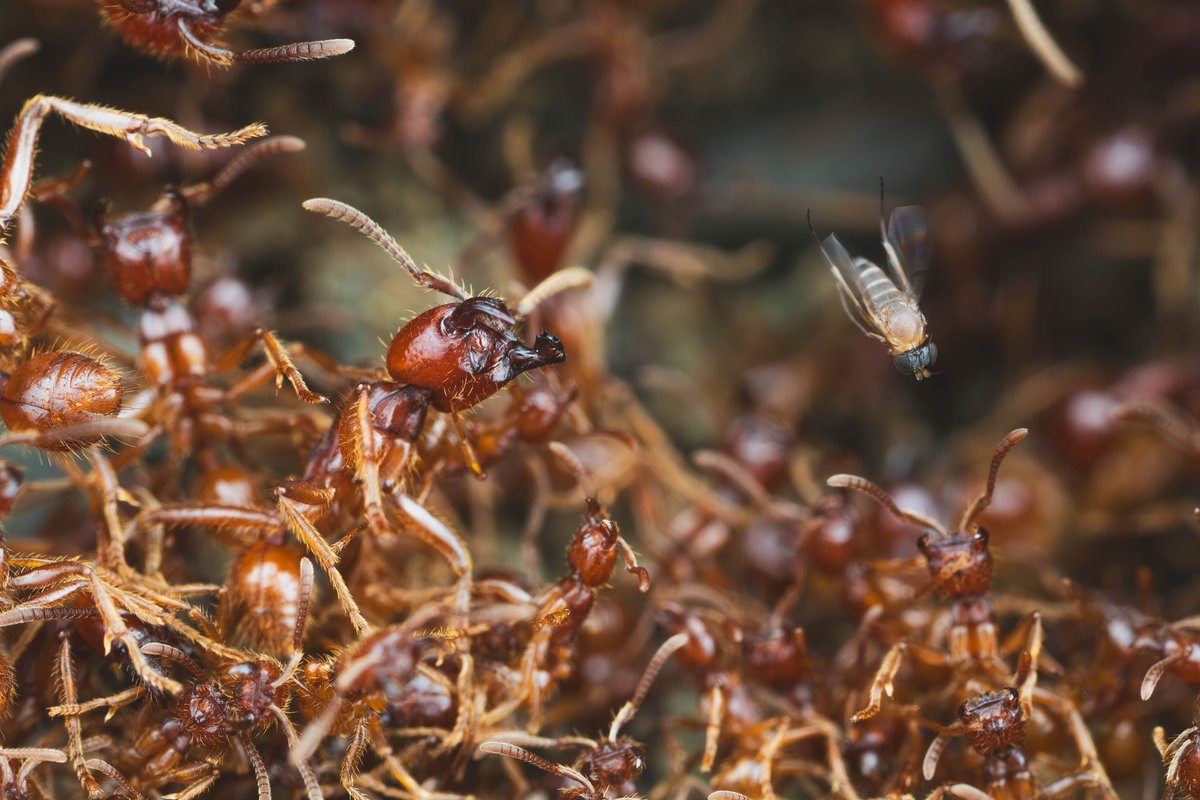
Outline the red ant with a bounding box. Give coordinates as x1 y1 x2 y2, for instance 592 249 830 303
479 632 688 799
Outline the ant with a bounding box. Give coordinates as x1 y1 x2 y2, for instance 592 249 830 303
827 428 1032 709
267 198 574 630
922 614 1115 800
479 631 689 799
52 559 319 800
95 0 355 66
507 443 650 730
1155 704 1200 800
93 134 328 474
0 93 266 372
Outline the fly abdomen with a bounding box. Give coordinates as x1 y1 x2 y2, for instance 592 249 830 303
855 262 903 314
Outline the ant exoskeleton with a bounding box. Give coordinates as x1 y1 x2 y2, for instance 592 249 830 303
0 93 266 372
923 614 1115 800
93 134 328 475
95 0 354 67
479 632 688 799
51 559 319 800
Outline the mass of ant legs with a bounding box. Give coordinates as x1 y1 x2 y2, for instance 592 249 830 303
3 2 1200 799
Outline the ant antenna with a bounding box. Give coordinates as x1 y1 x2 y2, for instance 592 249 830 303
548 441 597 499
303 198 469 301
478 742 596 795
959 428 1029 531
274 557 314 689
609 633 688 740
515 266 594 318
184 136 306 207
827 474 948 537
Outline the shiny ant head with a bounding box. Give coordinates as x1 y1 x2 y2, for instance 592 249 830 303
303 198 571 414
958 687 1025 754
96 193 192 307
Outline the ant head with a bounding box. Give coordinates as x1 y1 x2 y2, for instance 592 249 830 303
958 687 1025 755
918 528 992 599
579 738 646 789
96 192 192 307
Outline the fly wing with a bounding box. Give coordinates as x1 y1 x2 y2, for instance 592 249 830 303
818 233 886 341
882 205 931 298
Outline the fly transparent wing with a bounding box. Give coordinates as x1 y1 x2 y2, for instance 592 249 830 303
819 233 885 340
882 205 931 298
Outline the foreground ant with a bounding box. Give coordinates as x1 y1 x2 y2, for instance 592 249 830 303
95 0 355 66
923 614 1115 800
480 633 688 799
272 198 574 628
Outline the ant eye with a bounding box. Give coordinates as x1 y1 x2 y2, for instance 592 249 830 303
214 0 242 13
917 532 932 551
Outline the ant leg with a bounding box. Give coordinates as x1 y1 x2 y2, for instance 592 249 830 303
55 636 106 799
170 762 220 800
850 643 908 722
448 411 485 480
1030 687 1116 799
1 96 265 230
394 493 472 579
701 684 726 772
338 719 371 800
0 39 38 87
86 570 184 695
217 327 328 404
48 686 146 719
348 386 389 535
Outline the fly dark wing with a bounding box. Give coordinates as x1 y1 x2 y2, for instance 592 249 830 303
883 205 931 298
818 233 885 340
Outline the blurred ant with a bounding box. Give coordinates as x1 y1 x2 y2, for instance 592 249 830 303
95 0 354 66
480 632 689 798
828 428 1030 703
0 91 265 372
93 134 328 478
507 443 650 729
923 614 1115 800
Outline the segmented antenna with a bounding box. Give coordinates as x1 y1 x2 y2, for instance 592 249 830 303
303 198 468 300
827 474 948 537
959 428 1029 531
